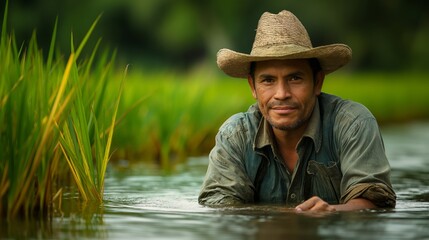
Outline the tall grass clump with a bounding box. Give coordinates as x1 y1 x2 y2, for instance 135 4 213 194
0 2 123 219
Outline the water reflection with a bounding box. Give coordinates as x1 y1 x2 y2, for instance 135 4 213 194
1 122 429 239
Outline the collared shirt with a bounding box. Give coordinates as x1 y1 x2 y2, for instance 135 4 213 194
198 93 396 207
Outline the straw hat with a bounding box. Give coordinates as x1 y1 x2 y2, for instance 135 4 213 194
217 10 352 78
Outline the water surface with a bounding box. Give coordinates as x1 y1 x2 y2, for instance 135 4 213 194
2 122 429 239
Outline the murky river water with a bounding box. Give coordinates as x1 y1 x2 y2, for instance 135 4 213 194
2 122 429 239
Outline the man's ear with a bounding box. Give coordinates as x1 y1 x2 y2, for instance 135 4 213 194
314 71 325 96
247 75 257 99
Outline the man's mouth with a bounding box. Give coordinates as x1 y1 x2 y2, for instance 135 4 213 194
271 105 297 115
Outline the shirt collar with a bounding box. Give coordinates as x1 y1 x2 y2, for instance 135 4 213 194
254 98 322 152
254 117 275 150
303 98 322 152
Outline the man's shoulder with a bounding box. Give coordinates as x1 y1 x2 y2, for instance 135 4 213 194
319 93 375 122
218 103 261 138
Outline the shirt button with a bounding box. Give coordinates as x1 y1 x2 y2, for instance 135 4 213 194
290 193 296 199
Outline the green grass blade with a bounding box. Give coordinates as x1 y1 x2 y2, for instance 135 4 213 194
47 17 58 70
74 14 102 60
98 65 127 193
1 0 8 43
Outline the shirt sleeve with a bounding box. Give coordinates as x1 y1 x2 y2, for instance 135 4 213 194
336 105 396 208
198 118 255 205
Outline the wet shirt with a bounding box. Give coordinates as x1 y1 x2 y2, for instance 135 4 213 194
198 93 396 207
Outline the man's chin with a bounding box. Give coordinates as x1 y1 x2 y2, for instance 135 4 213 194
269 119 305 131
271 122 297 131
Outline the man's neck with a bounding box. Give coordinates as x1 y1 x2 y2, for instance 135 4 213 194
272 123 308 150
272 123 308 172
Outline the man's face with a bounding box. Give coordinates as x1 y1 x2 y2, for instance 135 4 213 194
248 59 324 132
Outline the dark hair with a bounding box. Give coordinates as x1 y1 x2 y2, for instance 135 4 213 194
249 58 322 83
249 61 257 80
308 58 322 80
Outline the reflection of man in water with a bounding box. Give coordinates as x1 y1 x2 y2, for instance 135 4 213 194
199 10 396 211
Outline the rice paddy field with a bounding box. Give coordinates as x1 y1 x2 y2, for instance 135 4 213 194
1 3 429 234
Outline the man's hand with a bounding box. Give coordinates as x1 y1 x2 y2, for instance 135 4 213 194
295 196 376 212
295 196 336 212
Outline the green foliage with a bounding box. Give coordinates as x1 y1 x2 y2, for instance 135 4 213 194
56 14 125 203
0 4 122 218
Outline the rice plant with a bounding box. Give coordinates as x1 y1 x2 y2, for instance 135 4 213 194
0 1 123 218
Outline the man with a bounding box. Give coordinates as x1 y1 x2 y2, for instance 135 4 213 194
198 10 396 212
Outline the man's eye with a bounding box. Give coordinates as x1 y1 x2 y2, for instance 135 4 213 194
290 76 302 81
261 78 274 83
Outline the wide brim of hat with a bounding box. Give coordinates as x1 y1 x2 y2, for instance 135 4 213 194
217 44 352 78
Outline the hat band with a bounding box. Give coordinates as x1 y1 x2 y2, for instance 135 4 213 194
250 44 311 57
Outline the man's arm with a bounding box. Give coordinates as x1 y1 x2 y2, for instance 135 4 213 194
198 116 255 205
335 102 396 208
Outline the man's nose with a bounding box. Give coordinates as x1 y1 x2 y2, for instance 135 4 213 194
274 81 291 99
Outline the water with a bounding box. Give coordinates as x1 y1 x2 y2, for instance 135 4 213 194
2 122 429 239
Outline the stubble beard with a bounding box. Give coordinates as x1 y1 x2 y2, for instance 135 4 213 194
266 114 309 131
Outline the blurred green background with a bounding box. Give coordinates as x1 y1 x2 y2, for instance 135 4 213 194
3 0 429 166
5 0 429 72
